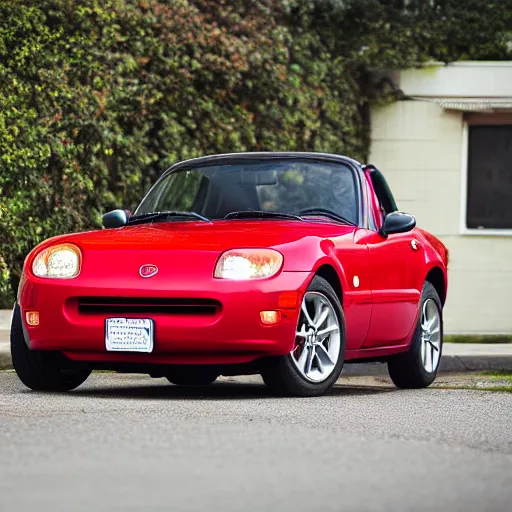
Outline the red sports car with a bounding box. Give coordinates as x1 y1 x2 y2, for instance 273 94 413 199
11 152 448 396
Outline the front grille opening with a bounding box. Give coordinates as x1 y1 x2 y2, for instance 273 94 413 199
77 297 221 315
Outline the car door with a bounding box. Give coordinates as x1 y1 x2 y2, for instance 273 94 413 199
331 233 372 351
361 167 423 347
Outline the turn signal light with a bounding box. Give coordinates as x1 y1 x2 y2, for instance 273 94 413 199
26 311 40 326
278 291 300 309
260 311 281 325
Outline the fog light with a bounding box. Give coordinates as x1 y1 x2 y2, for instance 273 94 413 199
26 311 40 326
260 311 280 325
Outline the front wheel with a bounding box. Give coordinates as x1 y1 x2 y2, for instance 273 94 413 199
261 276 346 397
10 304 92 391
387 281 443 389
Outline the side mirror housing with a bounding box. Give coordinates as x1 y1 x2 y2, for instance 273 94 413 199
102 209 130 229
380 211 416 237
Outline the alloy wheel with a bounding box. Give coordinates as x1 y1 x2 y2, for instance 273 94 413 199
291 291 341 383
420 298 442 373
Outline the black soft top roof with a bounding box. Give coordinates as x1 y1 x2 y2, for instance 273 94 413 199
161 151 363 178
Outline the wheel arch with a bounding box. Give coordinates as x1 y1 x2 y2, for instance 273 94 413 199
425 266 446 307
314 264 344 307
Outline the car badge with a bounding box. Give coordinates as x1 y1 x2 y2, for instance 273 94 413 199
140 264 158 278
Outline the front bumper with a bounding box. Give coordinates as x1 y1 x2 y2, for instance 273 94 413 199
18 271 311 365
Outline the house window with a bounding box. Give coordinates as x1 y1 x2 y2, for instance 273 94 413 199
466 122 512 230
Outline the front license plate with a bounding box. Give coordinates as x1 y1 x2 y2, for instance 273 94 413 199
105 318 154 353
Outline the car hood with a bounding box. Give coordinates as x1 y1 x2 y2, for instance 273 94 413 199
29 220 354 283
49 219 353 252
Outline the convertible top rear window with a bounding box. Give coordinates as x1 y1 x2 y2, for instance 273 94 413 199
135 159 358 223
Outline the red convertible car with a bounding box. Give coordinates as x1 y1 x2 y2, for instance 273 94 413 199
11 152 448 396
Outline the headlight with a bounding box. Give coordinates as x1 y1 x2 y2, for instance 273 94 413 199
214 249 283 280
32 244 81 279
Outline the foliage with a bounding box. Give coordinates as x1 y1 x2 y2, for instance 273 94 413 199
426 0 512 61
0 0 510 307
294 0 512 62
445 335 512 344
0 255 11 307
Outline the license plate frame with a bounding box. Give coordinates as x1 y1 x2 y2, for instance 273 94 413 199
105 317 154 353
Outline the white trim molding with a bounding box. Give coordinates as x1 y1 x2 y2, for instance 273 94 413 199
412 97 512 113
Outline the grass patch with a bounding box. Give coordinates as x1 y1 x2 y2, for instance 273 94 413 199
445 335 512 344
476 371 512 382
460 385 512 393
434 384 512 393
432 370 512 392
480 386 512 392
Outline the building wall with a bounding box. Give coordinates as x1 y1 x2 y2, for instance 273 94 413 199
369 100 512 334
398 61 512 99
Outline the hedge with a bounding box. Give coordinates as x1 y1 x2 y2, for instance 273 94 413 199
1 0 511 308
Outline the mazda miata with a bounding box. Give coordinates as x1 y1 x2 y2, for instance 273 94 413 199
11 152 448 396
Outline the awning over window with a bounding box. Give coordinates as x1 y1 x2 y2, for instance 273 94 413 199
410 97 512 112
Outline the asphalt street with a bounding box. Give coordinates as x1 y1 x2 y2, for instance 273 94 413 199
0 372 511 512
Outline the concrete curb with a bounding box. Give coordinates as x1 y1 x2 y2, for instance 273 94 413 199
342 356 512 377
0 353 10 371
1 310 512 374
1 345 512 374
0 340 10 371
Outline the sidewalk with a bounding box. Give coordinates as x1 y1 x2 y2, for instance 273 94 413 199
1 328 512 372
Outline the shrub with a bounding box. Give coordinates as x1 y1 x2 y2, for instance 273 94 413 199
0 255 11 308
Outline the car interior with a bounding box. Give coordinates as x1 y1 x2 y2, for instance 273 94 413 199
187 164 358 222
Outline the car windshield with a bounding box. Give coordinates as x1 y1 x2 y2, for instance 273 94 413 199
135 159 358 224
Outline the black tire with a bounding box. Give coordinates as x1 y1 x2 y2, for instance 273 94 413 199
10 304 91 391
261 276 346 397
387 281 443 389
166 367 218 386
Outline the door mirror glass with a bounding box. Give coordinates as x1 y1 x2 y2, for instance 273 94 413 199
381 211 416 236
102 209 130 229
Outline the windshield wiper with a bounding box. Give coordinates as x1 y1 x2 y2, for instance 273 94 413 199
297 208 355 226
223 210 304 221
127 210 211 225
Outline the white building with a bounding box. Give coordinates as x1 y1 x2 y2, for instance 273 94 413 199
369 61 512 334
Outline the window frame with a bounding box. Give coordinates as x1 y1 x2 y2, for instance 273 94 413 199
460 114 512 236
362 165 399 233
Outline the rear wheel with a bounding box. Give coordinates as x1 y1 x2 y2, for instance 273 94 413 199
261 276 346 397
10 304 91 391
387 281 443 389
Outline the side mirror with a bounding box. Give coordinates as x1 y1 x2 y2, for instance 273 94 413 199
380 211 416 237
102 209 130 229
